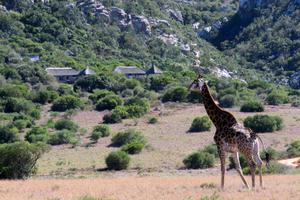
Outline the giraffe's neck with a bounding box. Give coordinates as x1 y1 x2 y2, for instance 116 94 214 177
200 83 237 129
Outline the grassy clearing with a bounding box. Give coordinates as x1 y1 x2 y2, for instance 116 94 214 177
36 104 300 177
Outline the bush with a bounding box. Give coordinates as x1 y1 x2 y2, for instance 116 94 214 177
162 86 188 102
91 124 111 142
244 114 283 133
105 151 130 170
103 111 122 124
261 147 279 161
12 119 31 130
25 126 49 143
54 119 78 132
266 91 288 105
148 117 158 124
291 99 300 107
0 142 50 179
48 130 77 145
111 129 146 147
0 125 19 144
88 89 115 103
183 151 215 169
95 95 123 111
121 140 145 154
240 100 264 112
202 144 218 158
189 116 212 132
286 140 300 157
51 95 83 112
124 97 150 118
188 90 202 103
219 94 236 108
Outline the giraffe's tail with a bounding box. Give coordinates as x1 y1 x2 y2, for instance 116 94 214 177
256 134 270 168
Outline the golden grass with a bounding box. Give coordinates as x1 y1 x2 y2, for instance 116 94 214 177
0 175 300 200
35 104 300 177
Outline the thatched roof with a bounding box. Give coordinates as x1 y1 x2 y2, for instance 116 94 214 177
46 68 79 76
114 66 146 75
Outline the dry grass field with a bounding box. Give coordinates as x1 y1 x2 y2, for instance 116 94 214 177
1 104 299 200
36 104 300 177
1 175 300 200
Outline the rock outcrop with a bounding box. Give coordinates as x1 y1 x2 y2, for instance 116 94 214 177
168 9 183 23
131 15 151 35
197 17 228 40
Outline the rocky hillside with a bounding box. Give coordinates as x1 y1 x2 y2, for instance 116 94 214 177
201 0 300 88
0 0 300 87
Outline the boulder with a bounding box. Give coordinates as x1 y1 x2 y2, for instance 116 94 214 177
158 33 179 45
110 7 131 29
0 5 7 12
110 7 127 22
289 72 300 89
198 26 212 40
131 15 151 35
168 9 183 23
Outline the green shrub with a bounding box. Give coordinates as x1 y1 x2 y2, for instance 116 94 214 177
91 124 111 142
219 94 236 108
54 119 78 132
261 147 279 161
25 126 49 143
95 95 123 111
103 111 122 124
111 129 146 147
48 130 77 145
202 144 218 158
51 95 83 112
188 89 202 103
162 86 188 102
244 114 283 133
12 119 31 130
148 117 158 124
0 142 50 179
189 116 212 132
291 99 300 107
124 97 150 118
121 140 145 154
266 91 288 105
286 140 300 157
0 125 19 144
183 151 215 169
111 106 129 119
89 89 115 103
240 100 264 112
105 151 130 170
125 105 147 118
3 97 36 115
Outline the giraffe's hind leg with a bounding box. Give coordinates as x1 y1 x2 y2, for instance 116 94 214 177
253 141 263 187
232 152 250 189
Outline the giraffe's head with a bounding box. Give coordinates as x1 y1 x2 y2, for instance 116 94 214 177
188 74 206 91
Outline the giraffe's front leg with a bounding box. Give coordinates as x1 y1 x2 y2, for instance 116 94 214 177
217 145 226 189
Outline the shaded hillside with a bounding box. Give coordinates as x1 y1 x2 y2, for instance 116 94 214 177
209 0 300 86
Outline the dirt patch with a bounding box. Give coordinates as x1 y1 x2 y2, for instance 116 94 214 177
278 157 300 168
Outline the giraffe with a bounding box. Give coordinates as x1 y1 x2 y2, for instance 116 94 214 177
188 75 269 189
